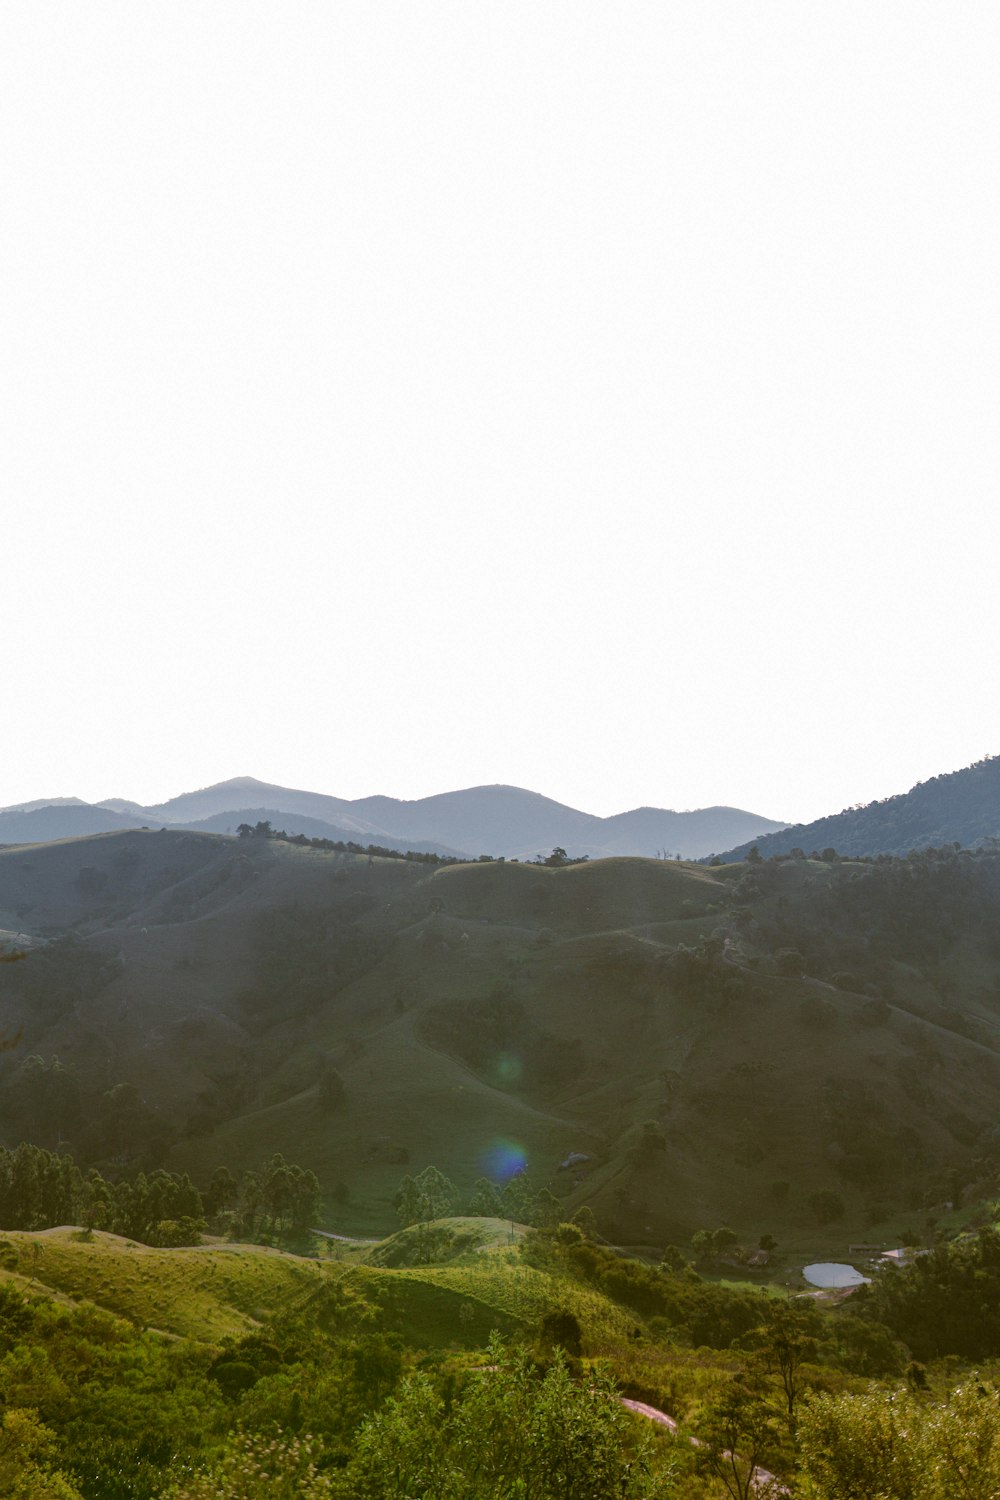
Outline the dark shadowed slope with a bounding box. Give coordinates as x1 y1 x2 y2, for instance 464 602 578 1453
177 807 463 857
719 754 1000 861
4 827 1000 1246
0 804 146 843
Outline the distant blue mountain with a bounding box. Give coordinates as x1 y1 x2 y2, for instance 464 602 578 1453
3 776 786 859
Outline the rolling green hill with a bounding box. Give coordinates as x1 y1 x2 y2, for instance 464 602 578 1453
0 1218 638 1353
2 829 1000 1248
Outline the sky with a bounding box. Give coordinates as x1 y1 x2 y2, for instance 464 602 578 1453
2 3 999 825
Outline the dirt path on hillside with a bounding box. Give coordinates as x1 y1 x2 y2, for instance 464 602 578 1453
311 1228 381 1244
620 1397 787 1495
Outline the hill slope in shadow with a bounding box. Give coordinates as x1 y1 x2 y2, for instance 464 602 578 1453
2 830 1000 1246
719 754 1000 861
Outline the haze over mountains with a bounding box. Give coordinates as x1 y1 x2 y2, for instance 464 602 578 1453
0 776 786 861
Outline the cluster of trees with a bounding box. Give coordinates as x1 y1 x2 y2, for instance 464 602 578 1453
855 1225 1000 1361
727 840 1000 1000
339 1338 656 1500
394 1166 560 1233
0 1263 993 1500
211 1155 321 1240
0 1240 692 1499
235 822 594 872
520 1222 907 1383
2 1176 1000 1498
235 821 464 867
529 847 590 867
0 1143 318 1247
0 1276 416 1498
0 1055 174 1170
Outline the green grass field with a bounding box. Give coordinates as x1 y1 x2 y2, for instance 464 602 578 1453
0 1228 327 1339
0 1218 640 1352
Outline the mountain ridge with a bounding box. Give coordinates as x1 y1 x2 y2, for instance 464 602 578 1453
3 778 787 860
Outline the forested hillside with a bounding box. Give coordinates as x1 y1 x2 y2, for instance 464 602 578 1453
719 753 1000 860
4 828 1000 1249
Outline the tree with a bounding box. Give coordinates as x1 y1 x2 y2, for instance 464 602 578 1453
743 1300 820 1424
499 1171 540 1226
205 1166 238 1217
0 1409 82 1500
538 1307 583 1357
712 1227 740 1258
348 1338 662 1499
691 1226 738 1264
466 1178 502 1217
691 1229 715 1264
660 1244 689 1274
395 1166 458 1227
696 1375 782 1500
394 1175 422 1229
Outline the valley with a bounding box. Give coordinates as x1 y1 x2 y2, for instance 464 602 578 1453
2 826 999 1253
2 825 1000 1495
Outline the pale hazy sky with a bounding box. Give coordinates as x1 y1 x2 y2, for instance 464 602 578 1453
2 4 998 825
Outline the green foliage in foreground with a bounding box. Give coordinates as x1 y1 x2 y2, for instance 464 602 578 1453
6 1214 1000 1499
0 1408 83 1498
163 1342 670 1499
799 1382 1000 1499
165 1432 334 1499
344 1337 664 1500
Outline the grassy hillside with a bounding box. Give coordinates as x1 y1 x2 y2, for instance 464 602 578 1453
2 829 1000 1250
0 1217 642 1354
0 1227 327 1339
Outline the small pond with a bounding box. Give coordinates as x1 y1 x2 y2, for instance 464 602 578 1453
802 1262 869 1289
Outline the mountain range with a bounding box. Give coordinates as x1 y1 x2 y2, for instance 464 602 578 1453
5 750 1000 865
0 776 786 861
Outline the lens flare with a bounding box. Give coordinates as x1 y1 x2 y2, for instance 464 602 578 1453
492 1051 523 1086
481 1139 527 1181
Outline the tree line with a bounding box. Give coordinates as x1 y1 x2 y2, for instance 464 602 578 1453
0 1143 319 1247
235 820 465 866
